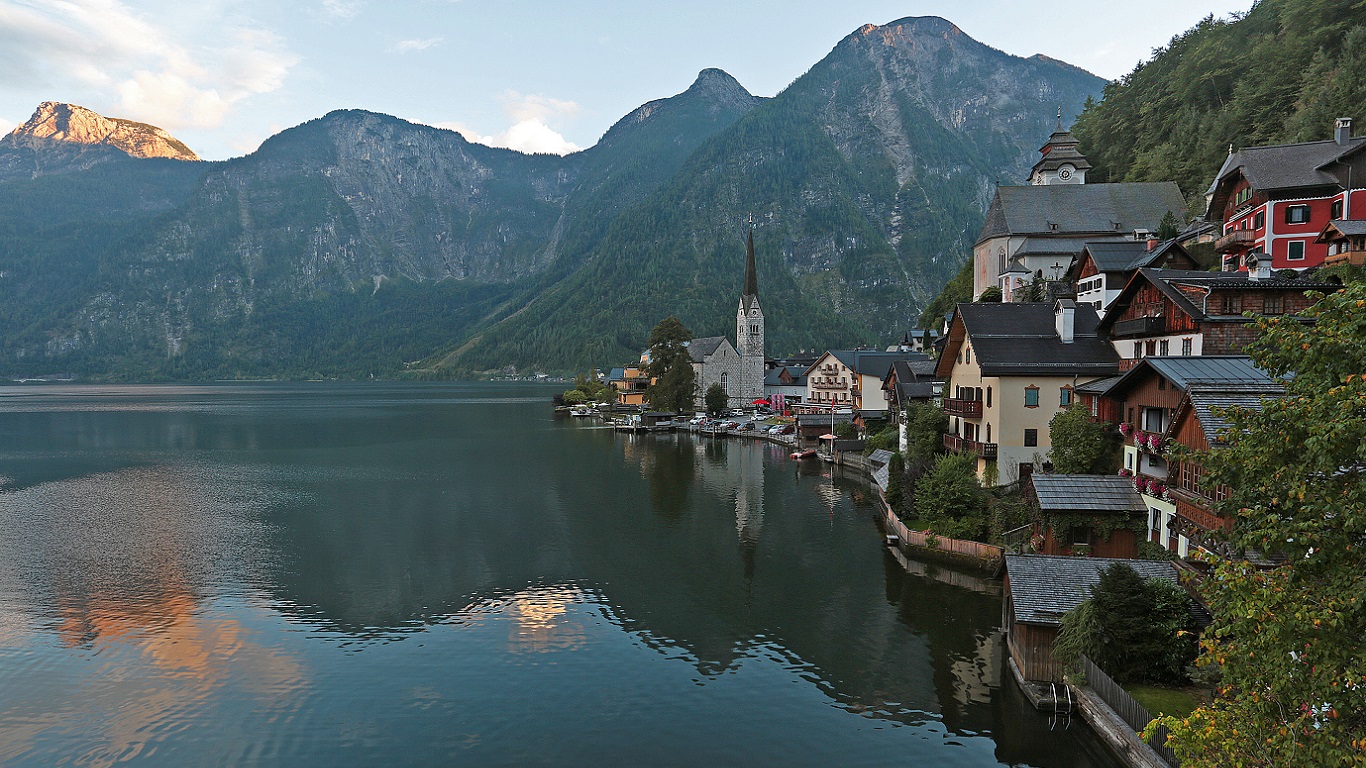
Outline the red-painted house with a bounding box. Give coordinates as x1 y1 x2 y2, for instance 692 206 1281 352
1206 118 1366 271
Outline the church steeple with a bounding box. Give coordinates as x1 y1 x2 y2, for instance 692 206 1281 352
1029 111 1091 185
743 225 759 300
735 217 765 405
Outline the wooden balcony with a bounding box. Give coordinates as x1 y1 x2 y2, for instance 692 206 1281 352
1324 249 1366 268
943 433 998 459
1111 315 1166 338
1214 229 1257 253
942 397 983 418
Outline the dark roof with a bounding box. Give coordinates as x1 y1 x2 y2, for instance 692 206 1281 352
1005 554 1184 626
977 183 1187 244
1082 240 1191 273
884 360 941 401
1107 356 1275 399
606 367 625 382
1323 219 1366 238
1014 237 1095 257
868 449 895 466
1207 136 1366 198
1186 387 1282 445
686 336 728 362
763 365 808 387
820 350 928 380
1074 375 1122 395
1032 474 1147 513
942 302 1120 377
1031 128 1093 176
796 413 853 427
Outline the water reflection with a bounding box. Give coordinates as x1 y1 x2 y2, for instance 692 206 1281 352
0 384 1119 766
0 463 307 767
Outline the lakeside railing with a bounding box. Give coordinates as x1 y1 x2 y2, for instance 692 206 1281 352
1078 655 1179 768
880 503 1004 565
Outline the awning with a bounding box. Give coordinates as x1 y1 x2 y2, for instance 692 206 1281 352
751 398 770 405
818 433 838 440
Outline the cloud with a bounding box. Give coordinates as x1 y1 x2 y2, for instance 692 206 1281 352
0 117 14 135
428 93 583 155
395 37 442 53
319 0 362 19
0 1 297 130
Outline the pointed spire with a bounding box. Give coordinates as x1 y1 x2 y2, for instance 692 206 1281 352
743 217 759 299
1057 106 1063 131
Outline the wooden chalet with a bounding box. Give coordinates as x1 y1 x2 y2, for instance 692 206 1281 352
1098 267 1341 371
1072 239 1196 311
1164 384 1283 556
1315 219 1366 268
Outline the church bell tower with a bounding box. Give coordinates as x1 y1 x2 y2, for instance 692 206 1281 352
736 221 765 404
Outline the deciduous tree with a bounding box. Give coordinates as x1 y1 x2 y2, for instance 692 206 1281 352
1156 284 1366 766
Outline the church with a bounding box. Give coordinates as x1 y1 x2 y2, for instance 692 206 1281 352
688 226 765 410
972 115 1187 302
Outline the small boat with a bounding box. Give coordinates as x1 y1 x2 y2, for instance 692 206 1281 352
570 406 595 417
790 448 817 460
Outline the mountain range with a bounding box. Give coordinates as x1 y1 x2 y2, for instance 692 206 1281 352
0 16 1104 379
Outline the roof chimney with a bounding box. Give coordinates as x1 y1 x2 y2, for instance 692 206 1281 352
1336 117 1353 146
1147 237 1159 252
1244 251 1272 282
1054 299 1076 344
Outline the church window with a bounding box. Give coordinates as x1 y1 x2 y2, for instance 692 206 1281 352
720 372 729 394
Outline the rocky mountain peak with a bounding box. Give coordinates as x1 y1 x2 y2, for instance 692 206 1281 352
4 102 198 161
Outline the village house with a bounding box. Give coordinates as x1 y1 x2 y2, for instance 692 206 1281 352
1206 117 1366 272
1164 381 1284 557
802 349 928 417
1096 265 1341 371
1089 355 1279 554
609 362 651 406
936 301 1120 486
1072 239 1197 310
1314 218 1366 268
973 121 1187 301
763 364 808 410
1028 474 1147 559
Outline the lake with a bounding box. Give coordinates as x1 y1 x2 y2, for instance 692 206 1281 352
0 382 1119 766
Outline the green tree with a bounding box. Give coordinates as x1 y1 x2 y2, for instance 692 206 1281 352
904 402 949 464
704 382 728 416
1155 283 1366 765
1048 403 1119 474
913 451 989 540
1155 210 1181 241
644 316 696 413
977 286 1003 303
1054 565 1196 684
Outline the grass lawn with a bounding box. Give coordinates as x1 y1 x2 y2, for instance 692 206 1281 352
1123 685 1203 719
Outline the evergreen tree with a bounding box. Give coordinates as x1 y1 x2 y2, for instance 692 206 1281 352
644 316 696 413
704 383 728 416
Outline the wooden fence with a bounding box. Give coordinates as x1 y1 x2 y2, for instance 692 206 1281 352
1079 655 1179 767
880 503 1004 567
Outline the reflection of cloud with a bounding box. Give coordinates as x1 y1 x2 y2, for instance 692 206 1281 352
507 585 587 653
0 1 297 129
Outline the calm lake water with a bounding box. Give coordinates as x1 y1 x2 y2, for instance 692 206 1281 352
0 382 1119 767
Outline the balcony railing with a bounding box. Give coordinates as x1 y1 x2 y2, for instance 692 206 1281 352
1324 249 1366 268
942 397 983 418
1214 229 1257 253
943 433 998 459
1111 315 1166 338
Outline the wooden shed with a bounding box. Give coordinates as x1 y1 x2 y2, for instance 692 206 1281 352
1029 474 1147 559
1002 554 1184 683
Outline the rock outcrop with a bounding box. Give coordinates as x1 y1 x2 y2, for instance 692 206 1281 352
4 102 198 161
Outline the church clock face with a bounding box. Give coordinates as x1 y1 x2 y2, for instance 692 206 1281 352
1057 165 1073 181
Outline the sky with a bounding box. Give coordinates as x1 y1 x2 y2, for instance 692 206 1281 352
0 0 1254 161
